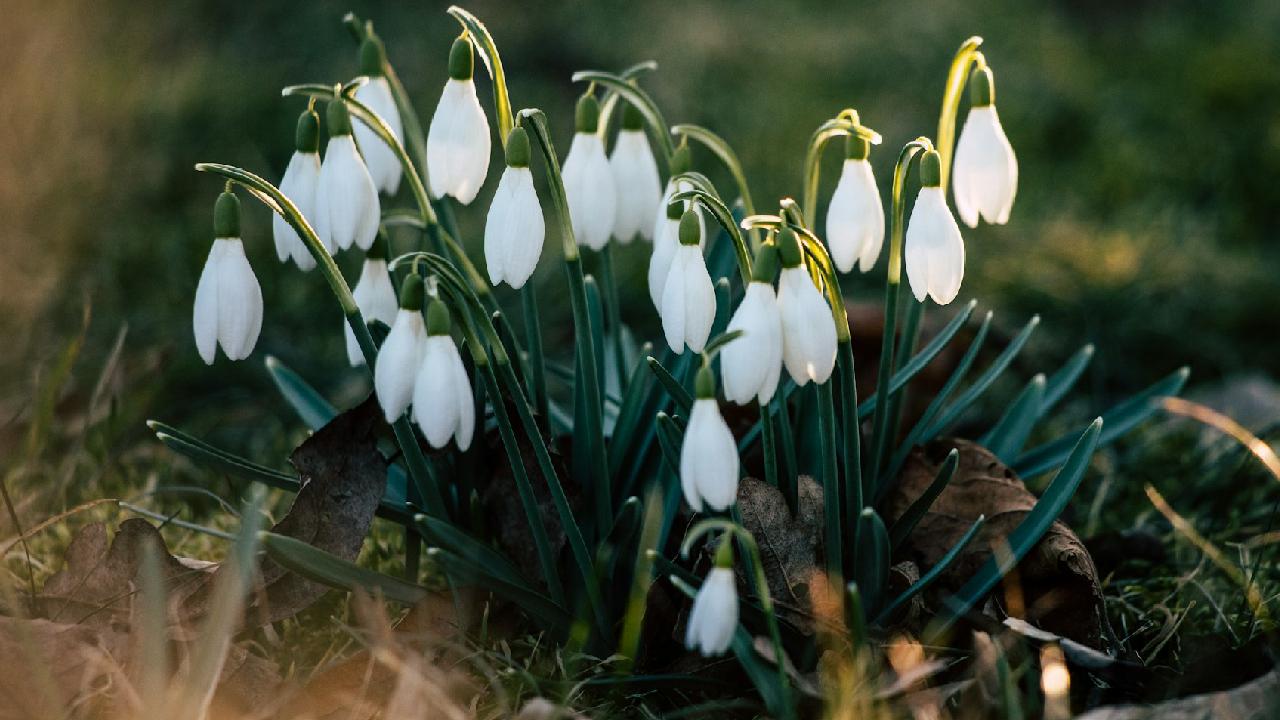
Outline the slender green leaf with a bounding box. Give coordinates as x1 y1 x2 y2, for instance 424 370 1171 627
853 508 890 615
857 299 977 419
655 412 683 474
981 374 1047 462
1041 344 1094 414
413 514 541 597
876 515 985 625
889 449 959 549
427 546 572 633
1013 367 1189 477
149 421 295 489
672 123 756 221
648 357 694 414
447 6 514 143
265 356 336 431
923 314 1041 437
261 531 428 605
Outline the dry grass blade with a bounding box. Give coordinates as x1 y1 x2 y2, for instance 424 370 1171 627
1143 484 1270 627
1161 397 1280 482
0 498 118 557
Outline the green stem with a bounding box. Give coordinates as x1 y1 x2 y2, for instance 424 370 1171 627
520 109 613 535
801 114 882 223
936 37 985 192
194 163 447 520
817 382 842 585
521 285 549 430
867 139 931 489
759 400 778 490
598 244 628 394
837 340 863 550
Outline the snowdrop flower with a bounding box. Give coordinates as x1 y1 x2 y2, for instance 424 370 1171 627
484 127 544 288
272 107 321 271
685 541 738 657
651 143 704 246
953 66 1017 228
352 35 404 196
413 297 475 450
426 37 491 205
776 227 837 385
905 150 966 305
374 274 426 423
561 93 616 251
661 211 716 353
315 99 380 253
722 244 783 405
680 367 740 512
824 134 884 273
344 234 399 367
608 103 661 243
193 191 263 364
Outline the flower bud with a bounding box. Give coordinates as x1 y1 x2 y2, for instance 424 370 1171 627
448 36 473 80
427 38 491 205
685 565 739 656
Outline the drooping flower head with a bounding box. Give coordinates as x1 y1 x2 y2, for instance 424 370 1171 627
953 65 1017 228
685 540 739 657
427 36 491 205
722 243 783 405
609 102 662 243
776 226 837 385
272 107 321 271
344 232 399 367
825 133 885 273
561 92 617 251
353 33 405 196
660 210 716 354
904 149 966 305
413 295 475 450
680 366 740 512
374 273 426 423
484 126 545 288
315 99 381 253
193 190 263 364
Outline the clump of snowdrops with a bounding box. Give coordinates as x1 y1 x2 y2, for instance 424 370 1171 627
168 8 1189 716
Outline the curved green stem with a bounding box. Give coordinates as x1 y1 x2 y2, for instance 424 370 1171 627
801 114 883 222
672 123 760 249
867 138 933 491
670 178 752 285
936 37 985 192
448 6 515 147
194 163 446 519
571 70 675 167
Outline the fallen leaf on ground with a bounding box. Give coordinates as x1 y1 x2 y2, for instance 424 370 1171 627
885 439 1109 648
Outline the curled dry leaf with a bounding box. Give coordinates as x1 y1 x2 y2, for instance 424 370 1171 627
885 439 1108 648
736 475 824 632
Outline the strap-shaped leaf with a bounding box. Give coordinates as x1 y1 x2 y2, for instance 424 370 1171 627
1013 367 1189 477
923 314 1041 437
889 449 959 549
265 355 336 431
427 546 572 634
655 412 684 474
857 299 978 419
149 421 296 489
1041 344 1094 414
937 418 1103 632
414 514 541 595
647 357 695 415
980 374 1047 462
876 515 985 625
261 531 428 605
853 509 891 615
447 6 514 144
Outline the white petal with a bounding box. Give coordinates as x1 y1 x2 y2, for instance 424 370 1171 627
427 79 491 204
562 133 616 250
686 568 738 656
353 77 404 195
778 267 837 384
274 152 320 270
953 106 1017 228
318 136 380 251
722 283 782 405
214 238 263 361
691 400 740 510
347 259 397 366
414 336 461 448
905 187 965 305
449 339 476 450
192 241 223 364
824 159 885 274
648 217 678 312
661 245 714 353
608 130 662 243
484 167 544 289
374 310 425 422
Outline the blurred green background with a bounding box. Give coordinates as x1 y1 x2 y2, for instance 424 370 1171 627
4 0 1280 454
